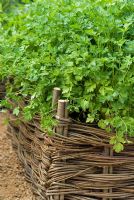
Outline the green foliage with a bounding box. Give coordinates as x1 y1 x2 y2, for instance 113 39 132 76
0 0 32 13
0 0 15 12
0 0 134 152
13 107 20 116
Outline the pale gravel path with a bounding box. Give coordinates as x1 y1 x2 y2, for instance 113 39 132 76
0 113 35 200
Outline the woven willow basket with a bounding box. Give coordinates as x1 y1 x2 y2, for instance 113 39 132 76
7 88 134 200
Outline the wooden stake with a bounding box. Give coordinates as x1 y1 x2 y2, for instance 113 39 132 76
103 146 109 200
103 146 113 200
54 99 69 200
56 100 65 135
52 87 61 110
52 88 62 200
63 100 69 136
109 147 113 200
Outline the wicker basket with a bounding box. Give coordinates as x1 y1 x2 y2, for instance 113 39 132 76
7 88 134 200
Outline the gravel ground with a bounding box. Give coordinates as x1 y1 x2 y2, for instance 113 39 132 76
0 113 35 200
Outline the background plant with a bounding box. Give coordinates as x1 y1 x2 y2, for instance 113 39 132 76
0 0 134 152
